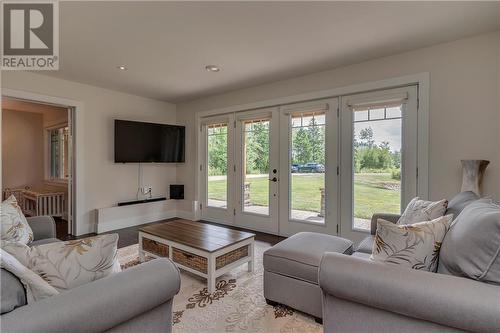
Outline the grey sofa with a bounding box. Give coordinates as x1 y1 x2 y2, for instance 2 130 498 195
1 216 181 333
319 192 500 333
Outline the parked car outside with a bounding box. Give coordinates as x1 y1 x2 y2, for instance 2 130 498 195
298 163 325 173
291 164 299 173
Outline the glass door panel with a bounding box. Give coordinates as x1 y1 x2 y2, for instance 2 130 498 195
207 123 228 209
290 112 326 223
353 106 402 231
242 119 271 216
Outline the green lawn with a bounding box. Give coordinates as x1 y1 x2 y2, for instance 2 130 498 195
208 173 400 219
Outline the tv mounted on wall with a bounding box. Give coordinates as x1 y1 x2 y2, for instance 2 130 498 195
114 120 185 163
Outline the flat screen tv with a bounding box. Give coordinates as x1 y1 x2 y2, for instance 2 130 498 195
114 120 185 163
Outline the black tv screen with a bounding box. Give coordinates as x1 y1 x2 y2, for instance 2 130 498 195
114 120 185 163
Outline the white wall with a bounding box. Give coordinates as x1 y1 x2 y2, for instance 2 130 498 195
2 72 178 235
2 110 44 189
176 31 500 214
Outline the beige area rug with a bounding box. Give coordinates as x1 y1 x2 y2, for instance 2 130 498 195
118 242 322 333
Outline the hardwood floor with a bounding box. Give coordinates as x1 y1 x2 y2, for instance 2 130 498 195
56 218 285 249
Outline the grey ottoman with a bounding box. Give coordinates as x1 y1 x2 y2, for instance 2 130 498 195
263 232 353 322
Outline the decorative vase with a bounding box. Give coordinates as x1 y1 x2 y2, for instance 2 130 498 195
460 160 489 196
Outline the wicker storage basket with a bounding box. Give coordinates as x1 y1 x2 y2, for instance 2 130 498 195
216 245 249 269
142 238 169 257
173 248 208 273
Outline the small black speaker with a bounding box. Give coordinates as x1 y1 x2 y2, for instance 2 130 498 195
170 185 184 200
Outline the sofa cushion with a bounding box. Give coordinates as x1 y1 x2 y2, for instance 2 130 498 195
0 268 26 314
438 199 500 284
352 252 371 260
444 191 479 220
263 232 353 284
356 235 374 254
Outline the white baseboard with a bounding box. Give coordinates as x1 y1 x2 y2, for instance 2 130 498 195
176 210 196 221
98 211 177 233
96 200 176 233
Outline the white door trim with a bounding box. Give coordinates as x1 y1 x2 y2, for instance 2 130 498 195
1 88 84 236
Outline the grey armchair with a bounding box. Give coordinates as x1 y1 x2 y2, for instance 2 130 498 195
1 216 181 333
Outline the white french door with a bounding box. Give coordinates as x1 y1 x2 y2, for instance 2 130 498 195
234 108 279 233
200 114 235 224
340 86 418 243
199 85 421 242
278 98 339 236
199 109 280 234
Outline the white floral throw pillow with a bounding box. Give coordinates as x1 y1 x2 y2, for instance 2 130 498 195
2 234 119 291
371 215 452 272
397 197 448 225
1 195 33 244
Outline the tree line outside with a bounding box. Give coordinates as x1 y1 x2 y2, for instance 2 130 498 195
207 125 228 176
354 127 401 180
207 120 402 221
208 121 401 178
208 118 328 176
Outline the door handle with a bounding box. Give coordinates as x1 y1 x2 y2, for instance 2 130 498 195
268 177 278 182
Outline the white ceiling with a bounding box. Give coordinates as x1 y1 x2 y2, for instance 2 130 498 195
42 1 500 103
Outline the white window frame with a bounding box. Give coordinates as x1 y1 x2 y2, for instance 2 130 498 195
45 122 70 183
340 86 419 243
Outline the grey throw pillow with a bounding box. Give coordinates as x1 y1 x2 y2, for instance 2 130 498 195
438 199 500 284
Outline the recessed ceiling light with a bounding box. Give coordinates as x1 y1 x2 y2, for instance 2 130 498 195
117 65 127 70
205 65 221 72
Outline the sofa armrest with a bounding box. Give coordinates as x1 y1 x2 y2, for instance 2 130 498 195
319 252 500 333
370 213 400 235
1 258 181 333
26 216 56 241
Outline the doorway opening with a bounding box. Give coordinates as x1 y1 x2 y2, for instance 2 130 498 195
1 96 76 238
